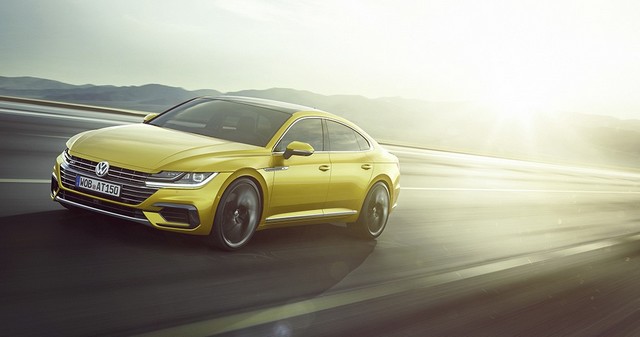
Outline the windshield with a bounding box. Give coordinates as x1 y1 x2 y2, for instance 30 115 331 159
149 98 291 147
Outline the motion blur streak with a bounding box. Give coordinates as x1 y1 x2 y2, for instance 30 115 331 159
133 234 640 337
0 107 131 124
403 187 640 194
3 102 640 336
389 147 640 180
0 179 50 184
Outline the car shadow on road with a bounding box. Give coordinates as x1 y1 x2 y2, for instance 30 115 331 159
0 208 375 255
0 209 376 336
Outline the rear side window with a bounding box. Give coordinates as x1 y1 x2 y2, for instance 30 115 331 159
326 120 370 151
274 118 324 152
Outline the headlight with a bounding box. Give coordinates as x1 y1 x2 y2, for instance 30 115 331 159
145 171 218 188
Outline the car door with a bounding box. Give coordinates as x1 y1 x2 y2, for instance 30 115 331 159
267 117 330 222
325 120 374 213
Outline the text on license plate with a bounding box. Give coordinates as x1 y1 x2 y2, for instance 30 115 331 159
76 175 121 197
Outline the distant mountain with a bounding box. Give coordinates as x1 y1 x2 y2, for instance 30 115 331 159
0 76 220 111
2 75 640 169
0 76 89 90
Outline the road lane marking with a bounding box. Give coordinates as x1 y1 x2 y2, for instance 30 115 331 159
13 132 70 139
402 187 640 194
134 232 640 337
0 107 130 125
0 179 50 184
389 148 640 180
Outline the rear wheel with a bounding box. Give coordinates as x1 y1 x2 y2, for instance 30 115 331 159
210 178 262 251
349 182 390 239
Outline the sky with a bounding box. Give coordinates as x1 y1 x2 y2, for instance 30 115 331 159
1 0 640 118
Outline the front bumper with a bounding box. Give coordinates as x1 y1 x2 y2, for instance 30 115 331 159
50 153 230 235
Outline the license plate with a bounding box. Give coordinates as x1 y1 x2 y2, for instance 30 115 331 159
76 175 121 197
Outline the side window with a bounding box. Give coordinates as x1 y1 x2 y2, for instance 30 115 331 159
327 120 369 151
274 118 324 152
356 132 371 151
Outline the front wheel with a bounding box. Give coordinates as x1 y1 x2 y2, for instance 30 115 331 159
210 178 262 251
349 182 390 240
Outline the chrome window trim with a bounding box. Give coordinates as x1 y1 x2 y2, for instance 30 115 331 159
324 118 373 152
272 116 325 153
271 116 373 154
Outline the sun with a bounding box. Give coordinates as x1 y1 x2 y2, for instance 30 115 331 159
478 86 552 122
475 85 557 156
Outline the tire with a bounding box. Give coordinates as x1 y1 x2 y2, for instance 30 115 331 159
349 182 390 239
210 178 262 251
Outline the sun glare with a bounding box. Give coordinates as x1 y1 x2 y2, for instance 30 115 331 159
478 85 554 121
477 86 556 156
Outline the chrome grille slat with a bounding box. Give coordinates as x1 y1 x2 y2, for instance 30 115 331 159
60 152 159 205
57 190 148 222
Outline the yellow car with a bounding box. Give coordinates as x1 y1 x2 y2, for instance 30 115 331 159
51 96 400 250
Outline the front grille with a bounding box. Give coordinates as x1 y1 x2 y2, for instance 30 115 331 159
60 151 159 205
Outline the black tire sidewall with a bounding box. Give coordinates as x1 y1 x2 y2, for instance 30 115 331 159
353 182 390 239
211 178 262 251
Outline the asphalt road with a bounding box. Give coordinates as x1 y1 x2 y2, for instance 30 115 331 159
2 102 640 336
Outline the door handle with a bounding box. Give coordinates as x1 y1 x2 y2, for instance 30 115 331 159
361 164 373 170
319 164 331 172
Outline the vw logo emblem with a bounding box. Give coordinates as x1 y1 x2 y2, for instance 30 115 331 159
95 161 110 177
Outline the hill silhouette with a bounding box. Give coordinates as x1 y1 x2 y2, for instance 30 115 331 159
2 75 639 169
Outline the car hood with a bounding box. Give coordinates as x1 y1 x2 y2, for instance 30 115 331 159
67 124 265 172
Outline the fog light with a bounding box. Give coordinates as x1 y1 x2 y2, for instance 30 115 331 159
154 203 200 228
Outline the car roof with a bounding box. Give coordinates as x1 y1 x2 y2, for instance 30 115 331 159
209 95 326 115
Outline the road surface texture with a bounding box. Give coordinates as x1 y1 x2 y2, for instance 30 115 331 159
2 101 640 336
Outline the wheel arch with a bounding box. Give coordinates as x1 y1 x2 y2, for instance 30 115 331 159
366 174 394 205
348 174 393 224
210 168 269 234
348 175 392 239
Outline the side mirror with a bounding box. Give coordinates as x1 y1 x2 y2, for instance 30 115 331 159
143 113 159 124
283 141 315 159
